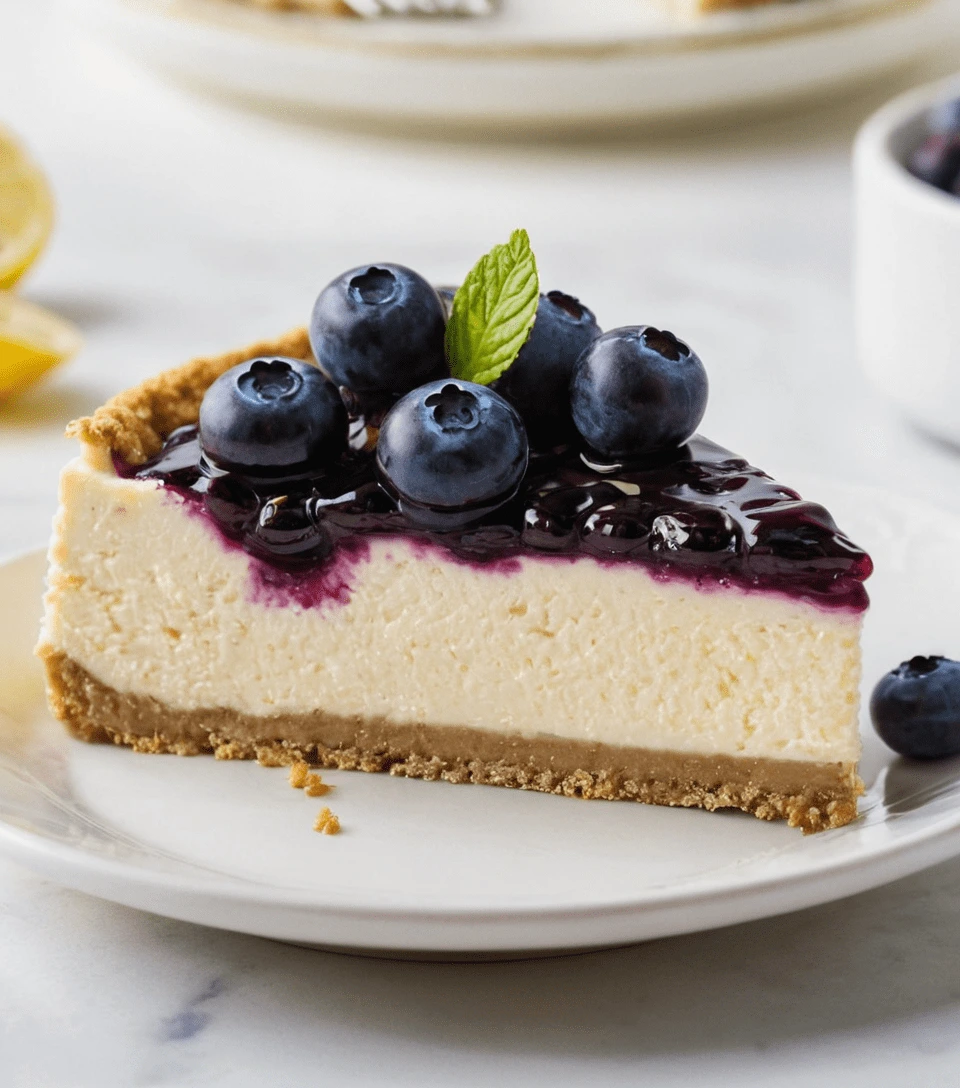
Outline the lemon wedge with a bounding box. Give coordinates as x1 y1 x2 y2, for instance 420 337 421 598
0 292 81 401
0 126 54 291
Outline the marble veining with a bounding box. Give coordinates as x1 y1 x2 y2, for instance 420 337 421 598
160 977 226 1042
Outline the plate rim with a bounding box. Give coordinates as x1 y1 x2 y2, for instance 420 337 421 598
113 0 937 61
2 762 960 921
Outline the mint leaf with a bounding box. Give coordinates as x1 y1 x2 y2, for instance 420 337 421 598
446 229 539 386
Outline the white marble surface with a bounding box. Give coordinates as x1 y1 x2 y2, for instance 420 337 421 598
3 2 960 1084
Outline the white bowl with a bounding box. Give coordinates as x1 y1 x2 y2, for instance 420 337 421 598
855 75 960 446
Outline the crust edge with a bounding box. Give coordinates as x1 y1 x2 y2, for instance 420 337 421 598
64 327 313 466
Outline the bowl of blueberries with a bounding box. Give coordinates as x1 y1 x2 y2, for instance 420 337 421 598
854 76 960 448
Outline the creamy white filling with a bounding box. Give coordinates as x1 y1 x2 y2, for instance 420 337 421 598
39 451 863 764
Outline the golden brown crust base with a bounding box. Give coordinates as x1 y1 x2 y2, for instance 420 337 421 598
65 327 313 466
44 652 862 833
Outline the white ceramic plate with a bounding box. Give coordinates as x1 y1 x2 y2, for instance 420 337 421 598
3 479 960 959
74 0 945 127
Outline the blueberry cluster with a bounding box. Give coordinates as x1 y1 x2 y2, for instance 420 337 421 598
907 98 960 195
188 261 709 557
132 257 868 606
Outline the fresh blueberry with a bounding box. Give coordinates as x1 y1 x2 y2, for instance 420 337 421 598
907 133 960 192
492 291 601 449
871 656 960 760
376 379 528 529
570 326 708 459
198 357 347 480
309 264 447 408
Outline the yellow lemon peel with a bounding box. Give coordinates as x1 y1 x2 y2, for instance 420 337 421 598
0 126 54 291
0 292 81 401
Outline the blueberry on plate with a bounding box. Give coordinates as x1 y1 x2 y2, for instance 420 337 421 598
907 132 960 192
376 379 528 530
310 264 447 407
198 356 347 480
570 326 708 459
870 656 960 760
492 290 601 449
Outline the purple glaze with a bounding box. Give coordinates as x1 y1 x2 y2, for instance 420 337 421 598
148 479 372 613
122 426 872 613
247 536 369 611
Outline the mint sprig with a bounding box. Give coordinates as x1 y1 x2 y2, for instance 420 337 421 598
445 229 539 387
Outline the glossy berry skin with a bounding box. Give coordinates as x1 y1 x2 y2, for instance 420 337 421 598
198 356 347 480
570 326 708 459
907 132 960 193
376 379 528 529
493 290 601 449
870 656 960 760
309 264 447 407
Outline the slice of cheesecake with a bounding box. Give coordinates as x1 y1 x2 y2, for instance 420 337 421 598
38 321 870 833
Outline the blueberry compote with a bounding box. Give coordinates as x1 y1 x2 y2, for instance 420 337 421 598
123 425 872 611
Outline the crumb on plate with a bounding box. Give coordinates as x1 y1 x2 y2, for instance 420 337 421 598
314 807 341 835
304 772 330 797
289 760 310 789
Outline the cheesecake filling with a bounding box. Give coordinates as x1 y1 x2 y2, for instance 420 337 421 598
43 651 861 834
40 450 863 768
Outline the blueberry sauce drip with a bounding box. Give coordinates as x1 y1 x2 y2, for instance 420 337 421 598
122 426 872 611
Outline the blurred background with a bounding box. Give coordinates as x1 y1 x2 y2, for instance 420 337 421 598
5 4 960 1086
2 0 960 553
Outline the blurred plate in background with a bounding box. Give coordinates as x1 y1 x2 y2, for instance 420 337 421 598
75 0 947 129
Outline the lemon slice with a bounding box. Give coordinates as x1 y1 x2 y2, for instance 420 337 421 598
0 292 81 400
0 126 54 290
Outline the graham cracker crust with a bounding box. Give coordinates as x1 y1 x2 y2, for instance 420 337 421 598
65 327 313 466
44 652 862 834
